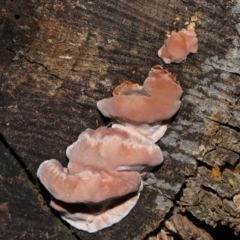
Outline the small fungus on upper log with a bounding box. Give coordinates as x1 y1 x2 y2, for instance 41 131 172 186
158 22 198 64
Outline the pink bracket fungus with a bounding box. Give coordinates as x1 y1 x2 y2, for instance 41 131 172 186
97 65 183 142
37 160 142 232
158 22 198 64
37 125 162 232
37 64 184 232
66 125 163 172
37 159 141 204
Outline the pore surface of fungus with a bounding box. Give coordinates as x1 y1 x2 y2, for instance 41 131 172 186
158 23 198 64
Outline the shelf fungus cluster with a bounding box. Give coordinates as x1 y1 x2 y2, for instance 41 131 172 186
37 66 183 233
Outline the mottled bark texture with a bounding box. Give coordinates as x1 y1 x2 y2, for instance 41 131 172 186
0 0 239 239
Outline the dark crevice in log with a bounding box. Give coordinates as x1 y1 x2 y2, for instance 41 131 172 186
206 117 240 133
23 56 64 82
71 232 82 240
231 72 240 78
6 47 65 83
63 94 95 110
200 184 230 200
97 111 112 126
5 47 15 54
197 159 215 169
0 133 36 185
183 210 239 240
175 181 189 204
142 206 181 240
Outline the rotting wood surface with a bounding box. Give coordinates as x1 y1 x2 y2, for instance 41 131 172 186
0 0 239 239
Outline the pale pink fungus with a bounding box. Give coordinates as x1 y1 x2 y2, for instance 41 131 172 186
37 62 183 232
49 183 143 233
158 23 198 64
97 65 183 142
97 66 182 124
37 125 162 232
66 125 163 172
37 160 141 203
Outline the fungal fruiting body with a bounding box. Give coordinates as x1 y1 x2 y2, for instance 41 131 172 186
97 65 183 142
50 184 143 233
37 65 183 232
158 23 198 64
66 125 163 173
37 127 148 232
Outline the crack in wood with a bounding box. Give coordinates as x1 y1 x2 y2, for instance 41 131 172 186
0 133 36 185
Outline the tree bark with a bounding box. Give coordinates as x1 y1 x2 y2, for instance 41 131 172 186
0 0 239 239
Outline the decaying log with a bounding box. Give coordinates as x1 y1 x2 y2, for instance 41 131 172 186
0 0 240 239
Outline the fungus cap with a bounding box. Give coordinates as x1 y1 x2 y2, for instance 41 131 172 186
67 125 163 173
97 66 183 125
37 159 141 203
158 23 198 64
36 124 162 232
